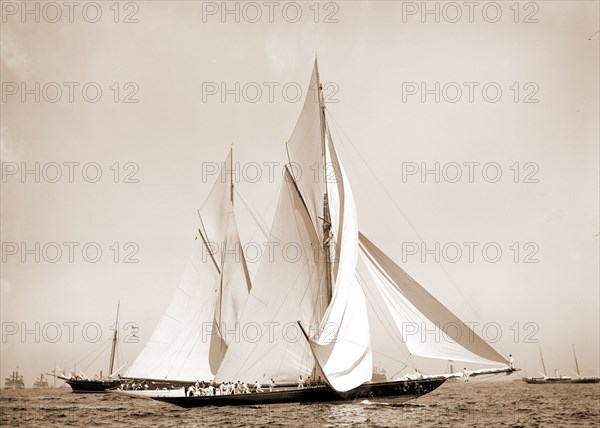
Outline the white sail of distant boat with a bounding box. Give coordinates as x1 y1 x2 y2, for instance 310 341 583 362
125 149 252 381
213 59 509 393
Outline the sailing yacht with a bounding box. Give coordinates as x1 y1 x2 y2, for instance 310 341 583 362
154 59 515 408
570 345 600 383
58 302 123 392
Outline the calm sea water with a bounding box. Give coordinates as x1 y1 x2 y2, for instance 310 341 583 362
1 381 598 427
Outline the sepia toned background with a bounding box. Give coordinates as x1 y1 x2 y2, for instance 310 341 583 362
1 1 598 385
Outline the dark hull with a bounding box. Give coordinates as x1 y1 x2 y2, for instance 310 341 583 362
523 377 600 384
570 378 600 384
153 378 446 408
66 379 121 393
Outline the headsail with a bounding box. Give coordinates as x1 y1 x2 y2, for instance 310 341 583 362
358 232 508 365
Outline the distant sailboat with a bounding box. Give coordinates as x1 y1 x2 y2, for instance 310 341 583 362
57 302 123 392
523 344 599 384
570 345 600 383
154 59 515 408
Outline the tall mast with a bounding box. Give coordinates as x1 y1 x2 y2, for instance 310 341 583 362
230 146 234 207
573 344 580 377
218 147 233 337
108 301 120 377
538 344 547 377
315 55 333 305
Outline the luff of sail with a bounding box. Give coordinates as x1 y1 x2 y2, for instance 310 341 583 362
125 149 251 381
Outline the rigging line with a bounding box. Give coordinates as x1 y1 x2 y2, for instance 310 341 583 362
236 179 280 250
82 341 112 372
72 336 113 366
325 108 504 355
234 187 271 238
390 365 410 380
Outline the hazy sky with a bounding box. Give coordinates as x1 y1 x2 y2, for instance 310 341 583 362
1 1 598 385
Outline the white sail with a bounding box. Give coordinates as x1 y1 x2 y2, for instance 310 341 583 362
214 167 325 383
286 60 325 237
199 149 234 248
127 149 251 381
210 207 252 371
358 233 508 365
125 241 219 380
307 134 373 392
131 61 510 391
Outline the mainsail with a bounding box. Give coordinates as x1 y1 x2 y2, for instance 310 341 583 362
125 149 251 381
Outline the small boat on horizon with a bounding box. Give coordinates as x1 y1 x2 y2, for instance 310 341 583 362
4 369 25 389
523 345 599 384
33 373 49 389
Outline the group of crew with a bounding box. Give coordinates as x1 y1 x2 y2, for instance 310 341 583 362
296 375 324 389
122 380 150 390
187 379 276 397
185 375 328 397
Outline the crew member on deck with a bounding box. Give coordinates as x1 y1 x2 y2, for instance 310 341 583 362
508 354 514 369
269 379 275 392
297 375 305 389
254 381 263 393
